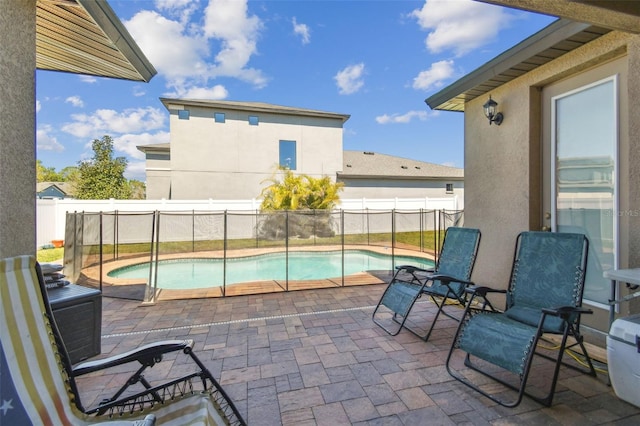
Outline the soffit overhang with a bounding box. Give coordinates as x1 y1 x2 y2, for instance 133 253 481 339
480 0 640 34
36 0 156 82
425 19 610 112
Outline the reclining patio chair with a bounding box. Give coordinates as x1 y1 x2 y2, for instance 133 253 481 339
372 227 481 341
0 255 245 425
446 231 597 407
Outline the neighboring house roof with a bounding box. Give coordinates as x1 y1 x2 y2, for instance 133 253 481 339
37 0 156 82
36 182 74 197
425 19 610 112
137 143 170 154
160 98 351 123
338 151 463 181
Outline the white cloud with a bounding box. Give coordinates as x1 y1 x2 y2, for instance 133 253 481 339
61 107 166 139
79 75 97 84
125 10 210 80
114 131 170 160
125 161 148 180
37 125 64 152
65 96 84 108
413 59 455 91
132 86 146 97
376 110 429 124
125 0 268 92
411 0 513 56
335 63 365 95
164 83 229 99
36 100 41 113
292 17 310 44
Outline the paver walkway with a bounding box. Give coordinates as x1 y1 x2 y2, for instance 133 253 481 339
76 284 640 425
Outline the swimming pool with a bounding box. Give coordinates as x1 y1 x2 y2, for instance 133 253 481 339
108 250 434 290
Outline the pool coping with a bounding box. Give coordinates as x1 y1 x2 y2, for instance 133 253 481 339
77 245 435 301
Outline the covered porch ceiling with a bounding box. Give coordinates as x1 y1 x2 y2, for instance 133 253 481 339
36 0 156 82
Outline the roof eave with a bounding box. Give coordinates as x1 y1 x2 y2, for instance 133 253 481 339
337 174 464 181
160 98 351 123
425 19 595 111
79 0 157 82
36 0 157 83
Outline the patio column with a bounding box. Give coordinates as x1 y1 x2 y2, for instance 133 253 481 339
0 0 37 258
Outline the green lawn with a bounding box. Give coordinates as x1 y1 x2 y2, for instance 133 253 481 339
37 247 64 263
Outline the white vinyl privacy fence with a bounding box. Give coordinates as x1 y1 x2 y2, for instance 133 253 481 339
37 196 460 248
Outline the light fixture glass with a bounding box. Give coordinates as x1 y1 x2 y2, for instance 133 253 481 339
483 95 503 125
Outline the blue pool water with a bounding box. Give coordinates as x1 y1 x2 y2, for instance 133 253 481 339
108 250 434 290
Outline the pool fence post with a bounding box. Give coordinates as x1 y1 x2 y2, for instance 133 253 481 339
145 211 160 305
114 210 118 261
391 209 396 266
341 209 345 287
223 210 227 296
192 209 195 253
99 212 103 293
420 208 424 253
366 208 370 246
285 210 289 291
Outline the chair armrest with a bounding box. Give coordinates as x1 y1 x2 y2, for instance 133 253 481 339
464 286 506 297
429 274 474 286
73 340 194 376
395 265 434 274
541 306 593 319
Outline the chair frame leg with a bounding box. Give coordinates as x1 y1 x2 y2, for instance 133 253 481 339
372 269 427 336
372 292 421 336
447 315 593 408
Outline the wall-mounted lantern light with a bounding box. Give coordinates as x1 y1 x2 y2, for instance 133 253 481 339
483 95 503 126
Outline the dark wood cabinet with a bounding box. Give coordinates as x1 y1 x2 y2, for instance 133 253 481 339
48 284 102 364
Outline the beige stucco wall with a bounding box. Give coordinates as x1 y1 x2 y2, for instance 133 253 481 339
339 178 464 207
0 0 36 258
464 31 640 333
166 104 344 199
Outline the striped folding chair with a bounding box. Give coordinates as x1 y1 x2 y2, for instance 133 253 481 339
0 255 245 425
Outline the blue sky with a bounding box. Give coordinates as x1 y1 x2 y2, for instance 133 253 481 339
36 0 555 181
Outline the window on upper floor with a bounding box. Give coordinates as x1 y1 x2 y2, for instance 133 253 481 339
178 110 190 120
249 115 259 126
446 183 454 194
214 112 225 123
279 140 297 170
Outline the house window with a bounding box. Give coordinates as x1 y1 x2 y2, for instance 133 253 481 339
446 183 454 194
249 115 259 126
214 112 225 123
279 140 296 170
178 110 190 120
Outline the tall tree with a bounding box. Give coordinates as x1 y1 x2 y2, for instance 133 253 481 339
36 159 63 182
75 135 132 199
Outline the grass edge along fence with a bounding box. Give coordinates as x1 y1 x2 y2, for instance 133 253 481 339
64 209 464 303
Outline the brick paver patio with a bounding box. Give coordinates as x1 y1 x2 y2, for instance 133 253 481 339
75 283 640 425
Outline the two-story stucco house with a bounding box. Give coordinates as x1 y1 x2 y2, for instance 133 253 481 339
141 98 349 200
138 98 464 204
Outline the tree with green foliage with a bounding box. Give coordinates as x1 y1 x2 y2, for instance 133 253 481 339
260 170 343 211
258 170 343 239
36 159 63 182
128 179 146 200
74 135 132 199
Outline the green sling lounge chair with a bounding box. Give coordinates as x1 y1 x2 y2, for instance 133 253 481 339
0 255 246 425
446 231 597 407
372 227 481 341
